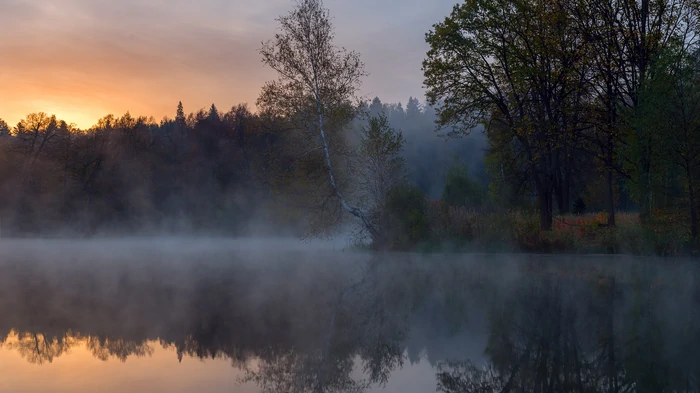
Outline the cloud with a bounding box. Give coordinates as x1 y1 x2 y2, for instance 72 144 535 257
0 0 455 128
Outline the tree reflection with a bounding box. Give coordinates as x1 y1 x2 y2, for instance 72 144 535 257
243 349 367 393
0 254 698 393
436 268 700 393
240 259 408 393
86 336 154 362
0 255 420 392
0 331 155 364
437 361 506 393
5 331 78 364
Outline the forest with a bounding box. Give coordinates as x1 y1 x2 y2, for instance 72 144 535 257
0 0 699 255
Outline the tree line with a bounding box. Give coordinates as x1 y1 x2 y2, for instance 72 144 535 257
0 0 488 240
0 103 311 236
0 96 479 237
3 0 697 243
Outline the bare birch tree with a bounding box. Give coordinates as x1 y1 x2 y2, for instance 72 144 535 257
258 0 378 238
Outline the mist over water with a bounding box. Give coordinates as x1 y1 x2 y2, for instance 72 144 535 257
0 238 697 392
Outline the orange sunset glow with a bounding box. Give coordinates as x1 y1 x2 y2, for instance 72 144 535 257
0 333 249 393
0 0 457 129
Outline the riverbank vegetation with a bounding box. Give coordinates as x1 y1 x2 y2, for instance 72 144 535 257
368 161 699 255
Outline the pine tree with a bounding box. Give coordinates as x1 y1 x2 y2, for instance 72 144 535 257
0 119 8 137
208 104 220 122
406 96 421 119
369 97 384 117
176 101 185 126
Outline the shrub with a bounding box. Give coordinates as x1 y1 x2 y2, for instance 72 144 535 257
419 204 695 256
441 162 486 208
573 197 586 215
384 183 430 249
616 225 648 254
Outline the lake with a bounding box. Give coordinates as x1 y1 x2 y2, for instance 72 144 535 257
0 238 697 393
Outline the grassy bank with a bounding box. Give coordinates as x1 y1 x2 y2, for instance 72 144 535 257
400 205 699 256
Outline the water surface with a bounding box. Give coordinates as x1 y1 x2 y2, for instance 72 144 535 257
0 239 697 392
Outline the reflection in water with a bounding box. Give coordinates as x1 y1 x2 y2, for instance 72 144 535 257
2 332 154 364
87 336 154 362
239 261 410 393
437 268 700 393
0 249 698 392
4 332 77 365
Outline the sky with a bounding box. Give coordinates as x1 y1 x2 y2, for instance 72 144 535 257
0 0 457 129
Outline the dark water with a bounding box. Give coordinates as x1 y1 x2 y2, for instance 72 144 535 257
0 239 698 393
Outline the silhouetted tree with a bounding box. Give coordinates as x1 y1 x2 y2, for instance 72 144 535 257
176 101 186 125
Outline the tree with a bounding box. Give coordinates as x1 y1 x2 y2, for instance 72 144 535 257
635 46 700 237
0 119 9 137
384 102 405 126
571 0 700 224
423 0 589 230
668 50 700 238
369 97 384 118
442 161 485 208
208 103 220 123
13 112 61 164
258 0 377 238
616 0 698 224
384 184 430 249
176 102 185 125
358 114 406 206
405 97 422 121
569 0 627 227
223 103 258 181
357 114 406 244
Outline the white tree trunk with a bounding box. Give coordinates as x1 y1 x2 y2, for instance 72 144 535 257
312 77 377 239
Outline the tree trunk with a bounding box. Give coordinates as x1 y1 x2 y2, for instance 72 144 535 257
606 167 616 227
602 133 616 227
556 183 565 214
563 149 571 214
539 188 553 231
558 185 571 215
314 93 378 241
638 149 653 224
554 150 565 214
688 174 697 239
